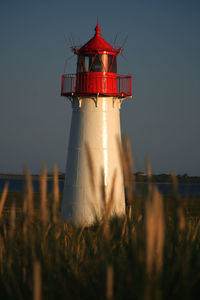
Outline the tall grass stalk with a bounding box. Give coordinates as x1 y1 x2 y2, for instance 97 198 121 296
53 164 59 222
117 136 134 218
33 261 41 300
0 139 199 299
9 202 16 239
40 163 48 226
0 182 8 217
24 166 34 221
106 264 114 300
145 186 164 276
85 143 96 195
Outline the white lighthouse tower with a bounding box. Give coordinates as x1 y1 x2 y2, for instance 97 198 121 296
61 21 132 224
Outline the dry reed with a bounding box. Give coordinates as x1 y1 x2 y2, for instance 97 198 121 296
105 170 117 219
40 163 48 226
9 202 16 238
85 142 96 195
24 166 34 221
106 264 114 300
103 170 117 240
53 163 59 222
33 261 41 300
0 139 199 299
146 156 152 194
171 173 185 231
171 173 178 196
0 182 8 217
100 168 107 207
145 186 165 276
117 136 134 218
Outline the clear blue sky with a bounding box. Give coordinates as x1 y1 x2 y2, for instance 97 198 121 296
0 0 200 175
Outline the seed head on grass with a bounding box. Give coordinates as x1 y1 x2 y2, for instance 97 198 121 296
85 143 103 220
100 168 107 208
0 182 8 217
53 163 59 222
103 170 117 240
123 136 134 211
9 202 16 239
24 165 34 221
85 142 96 195
40 163 48 227
171 173 178 196
146 156 152 194
105 170 117 218
117 135 134 218
117 136 133 189
146 186 165 276
171 173 185 231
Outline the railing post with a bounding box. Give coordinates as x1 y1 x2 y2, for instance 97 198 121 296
61 73 132 97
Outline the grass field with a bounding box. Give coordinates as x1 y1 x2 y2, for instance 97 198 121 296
0 141 200 300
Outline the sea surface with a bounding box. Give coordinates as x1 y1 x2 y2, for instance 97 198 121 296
0 178 200 196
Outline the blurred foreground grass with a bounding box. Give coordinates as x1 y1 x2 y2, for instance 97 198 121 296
0 143 200 299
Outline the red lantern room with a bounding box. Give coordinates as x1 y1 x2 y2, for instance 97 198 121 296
61 21 132 98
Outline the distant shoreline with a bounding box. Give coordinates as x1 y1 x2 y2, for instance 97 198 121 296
0 174 64 181
1 173 200 184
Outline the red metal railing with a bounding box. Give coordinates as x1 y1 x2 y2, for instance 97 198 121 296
61 73 132 97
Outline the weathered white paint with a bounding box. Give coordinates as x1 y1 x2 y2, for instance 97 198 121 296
61 96 125 224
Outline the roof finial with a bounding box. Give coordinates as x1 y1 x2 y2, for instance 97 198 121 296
95 17 101 36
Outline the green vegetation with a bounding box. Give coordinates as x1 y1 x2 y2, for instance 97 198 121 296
0 141 200 300
1 190 200 299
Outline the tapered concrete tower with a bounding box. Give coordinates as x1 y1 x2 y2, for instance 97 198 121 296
61 21 132 224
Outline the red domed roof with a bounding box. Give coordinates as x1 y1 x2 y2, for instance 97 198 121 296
74 22 121 56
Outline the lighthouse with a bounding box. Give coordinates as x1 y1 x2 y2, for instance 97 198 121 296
61 21 132 224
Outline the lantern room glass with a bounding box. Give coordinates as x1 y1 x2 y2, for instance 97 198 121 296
77 54 117 73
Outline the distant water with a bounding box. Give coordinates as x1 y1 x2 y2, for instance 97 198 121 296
1 178 200 196
135 183 200 196
0 179 64 194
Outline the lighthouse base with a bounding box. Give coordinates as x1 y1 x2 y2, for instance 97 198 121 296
61 96 125 225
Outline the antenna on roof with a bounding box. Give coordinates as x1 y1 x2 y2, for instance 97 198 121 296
64 34 74 53
70 33 76 48
70 33 77 52
78 37 82 48
120 51 128 62
121 35 128 49
113 33 118 46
